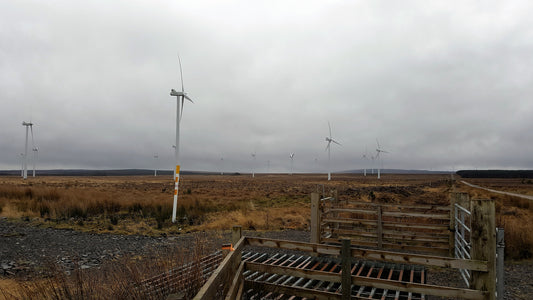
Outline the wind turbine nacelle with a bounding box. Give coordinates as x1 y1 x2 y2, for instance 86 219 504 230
170 89 186 97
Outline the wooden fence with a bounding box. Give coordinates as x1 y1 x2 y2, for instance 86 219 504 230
194 233 491 299
311 193 452 256
193 192 499 299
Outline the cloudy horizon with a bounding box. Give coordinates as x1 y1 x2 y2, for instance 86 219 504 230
2 1 533 174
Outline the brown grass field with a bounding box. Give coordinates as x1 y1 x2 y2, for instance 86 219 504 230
0 173 531 258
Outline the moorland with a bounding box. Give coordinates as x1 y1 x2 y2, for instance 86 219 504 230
0 173 532 299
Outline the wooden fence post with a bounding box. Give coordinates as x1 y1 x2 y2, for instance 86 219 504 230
377 205 383 249
311 193 320 244
470 198 496 300
341 239 352 300
232 225 242 246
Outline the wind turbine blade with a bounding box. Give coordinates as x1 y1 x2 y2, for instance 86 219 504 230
178 54 184 92
328 121 332 138
332 139 341 146
325 142 330 151
184 95 194 103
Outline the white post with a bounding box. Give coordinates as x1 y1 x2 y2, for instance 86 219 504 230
377 168 380 179
172 97 181 223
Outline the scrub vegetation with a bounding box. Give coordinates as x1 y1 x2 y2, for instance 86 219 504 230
0 174 531 259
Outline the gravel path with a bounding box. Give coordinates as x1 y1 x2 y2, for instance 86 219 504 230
1 218 531 299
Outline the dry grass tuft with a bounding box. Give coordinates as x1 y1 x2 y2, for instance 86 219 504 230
0 233 217 300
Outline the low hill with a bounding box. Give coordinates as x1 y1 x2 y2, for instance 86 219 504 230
457 170 533 178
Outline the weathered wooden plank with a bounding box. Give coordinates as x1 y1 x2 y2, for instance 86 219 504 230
340 201 451 211
381 229 450 239
224 261 244 300
246 237 341 256
382 235 449 245
381 211 450 220
322 218 378 227
321 237 378 248
381 223 449 231
329 228 379 237
193 237 244 300
470 199 496 299
311 193 321 244
377 205 383 249
328 208 378 214
341 239 351 300
323 238 449 255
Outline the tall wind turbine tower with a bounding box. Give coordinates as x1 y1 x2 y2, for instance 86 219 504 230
289 153 295 175
169 55 194 223
325 122 341 181
375 139 389 179
21 121 33 180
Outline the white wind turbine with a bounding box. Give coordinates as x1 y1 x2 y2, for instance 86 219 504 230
325 122 341 181
21 121 33 180
251 152 256 178
169 55 194 223
361 147 369 176
289 152 295 175
375 139 389 179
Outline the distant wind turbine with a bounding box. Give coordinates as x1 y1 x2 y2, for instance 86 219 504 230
289 152 295 175
375 139 389 179
251 152 256 178
169 55 194 223
362 147 369 176
21 121 33 180
325 122 341 181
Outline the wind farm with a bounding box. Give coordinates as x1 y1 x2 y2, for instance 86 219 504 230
2 1 533 299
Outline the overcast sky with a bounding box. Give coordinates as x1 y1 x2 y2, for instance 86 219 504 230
1 1 533 174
